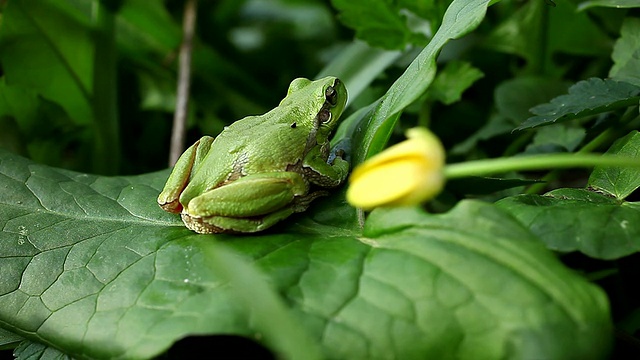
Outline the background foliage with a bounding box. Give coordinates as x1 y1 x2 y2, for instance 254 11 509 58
1 0 640 359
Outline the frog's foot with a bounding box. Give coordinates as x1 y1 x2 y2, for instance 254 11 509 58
291 190 330 212
181 207 297 234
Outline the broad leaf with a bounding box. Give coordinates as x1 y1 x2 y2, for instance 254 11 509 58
0 150 612 359
516 78 640 130
496 131 640 259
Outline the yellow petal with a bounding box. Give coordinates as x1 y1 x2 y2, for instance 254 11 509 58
347 127 445 210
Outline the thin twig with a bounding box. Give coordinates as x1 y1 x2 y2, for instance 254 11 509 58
169 0 198 166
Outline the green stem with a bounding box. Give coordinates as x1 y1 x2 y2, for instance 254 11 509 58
444 153 640 179
92 2 119 175
525 106 640 194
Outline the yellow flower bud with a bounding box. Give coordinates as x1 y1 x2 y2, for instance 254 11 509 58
346 127 445 210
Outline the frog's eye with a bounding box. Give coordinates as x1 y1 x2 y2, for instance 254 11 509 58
318 108 332 124
325 86 338 106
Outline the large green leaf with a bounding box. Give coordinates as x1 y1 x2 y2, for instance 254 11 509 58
496 131 640 259
0 149 613 359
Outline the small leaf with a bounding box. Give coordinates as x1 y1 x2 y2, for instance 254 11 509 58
516 78 640 130
589 131 640 200
429 61 484 105
496 188 640 259
330 0 413 49
494 77 570 123
525 124 586 153
609 17 640 87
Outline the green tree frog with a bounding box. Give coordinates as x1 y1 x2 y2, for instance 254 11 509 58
157 76 349 234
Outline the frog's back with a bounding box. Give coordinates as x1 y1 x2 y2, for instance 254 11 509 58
211 109 309 174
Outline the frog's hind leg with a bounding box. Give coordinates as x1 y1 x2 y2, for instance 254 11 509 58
186 172 309 218
182 207 295 234
184 188 330 234
157 136 214 213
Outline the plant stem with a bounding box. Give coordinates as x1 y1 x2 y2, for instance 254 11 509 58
525 106 640 194
444 153 640 179
92 2 119 175
169 0 198 166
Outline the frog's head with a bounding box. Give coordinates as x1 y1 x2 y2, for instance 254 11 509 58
282 76 348 141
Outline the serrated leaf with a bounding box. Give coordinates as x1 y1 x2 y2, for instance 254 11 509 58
589 131 640 200
609 17 640 87
496 188 640 259
0 150 613 359
516 78 640 130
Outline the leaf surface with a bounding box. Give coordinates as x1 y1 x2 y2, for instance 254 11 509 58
0 150 613 359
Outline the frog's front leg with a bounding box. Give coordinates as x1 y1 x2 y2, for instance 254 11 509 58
302 145 350 187
182 171 309 233
158 136 215 213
